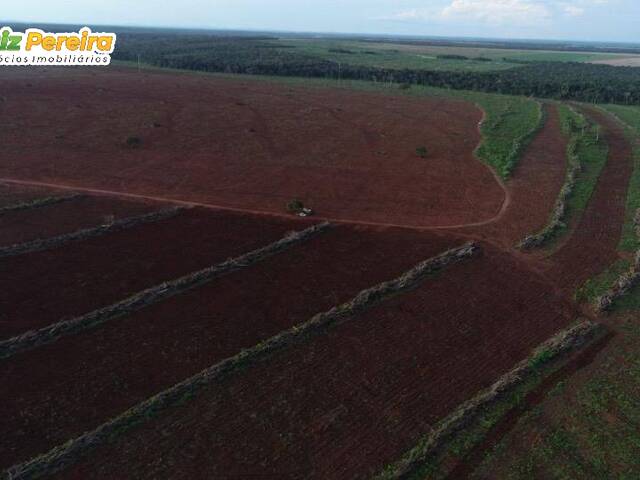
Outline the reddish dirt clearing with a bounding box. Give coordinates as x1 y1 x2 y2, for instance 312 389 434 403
545 106 633 294
0 207 308 340
0 67 503 227
0 226 459 469
57 245 578 480
0 194 159 246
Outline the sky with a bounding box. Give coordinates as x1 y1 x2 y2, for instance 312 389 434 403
4 0 640 43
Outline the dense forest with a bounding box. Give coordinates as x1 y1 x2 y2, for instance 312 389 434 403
113 34 640 105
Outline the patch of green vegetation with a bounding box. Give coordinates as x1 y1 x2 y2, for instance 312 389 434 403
472 95 542 178
529 348 557 369
557 103 588 134
502 51 621 63
562 120 608 226
280 39 625 72
576 259 630 304
614 281 640 311
603 104 640 132
277 39 523 72
476 316 640 479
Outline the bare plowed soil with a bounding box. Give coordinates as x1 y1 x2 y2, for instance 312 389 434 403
0 195 158 246
0 67 503 227
0 226 457 468
0 207 305 340
57 245 577 480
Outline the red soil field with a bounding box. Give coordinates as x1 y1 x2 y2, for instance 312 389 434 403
57 245 578 480
545 106 633 294
1 68 626 479
0 207 307 340
0 67 503 227
467 104 568 246
0 225 458 468
0 194 158 246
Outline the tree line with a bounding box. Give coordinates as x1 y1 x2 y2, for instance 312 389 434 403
113 34 640 105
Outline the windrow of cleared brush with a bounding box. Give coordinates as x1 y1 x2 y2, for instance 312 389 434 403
0 221 332 360
0 206 184 258
374 319 602 480
0 194 84 214
518 105 588 249
1 242 479 480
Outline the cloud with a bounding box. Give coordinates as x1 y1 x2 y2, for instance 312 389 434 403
441 0 551 24
562 4 585 16
380 0 616 27
382 0 553 26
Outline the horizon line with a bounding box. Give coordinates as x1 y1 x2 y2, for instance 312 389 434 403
2 19 640 47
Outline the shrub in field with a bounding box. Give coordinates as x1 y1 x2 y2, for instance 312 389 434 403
287 199 305 213
416 146 428 158
125 136 142 149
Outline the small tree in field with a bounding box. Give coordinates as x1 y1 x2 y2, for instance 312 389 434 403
416 146 428 158
287 199 305 214
125 136 142 149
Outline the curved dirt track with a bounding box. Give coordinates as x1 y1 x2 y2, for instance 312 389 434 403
0 176 509 233
544 106 633 294
0 67 505 229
